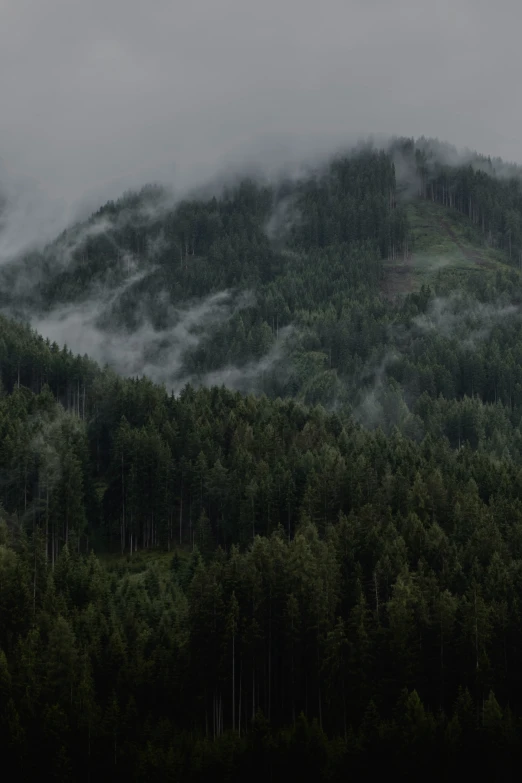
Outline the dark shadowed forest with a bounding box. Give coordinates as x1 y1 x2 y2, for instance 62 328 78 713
2 139 522 780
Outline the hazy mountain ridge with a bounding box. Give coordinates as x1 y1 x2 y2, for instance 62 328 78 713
3 137 522 405
3 138 522 779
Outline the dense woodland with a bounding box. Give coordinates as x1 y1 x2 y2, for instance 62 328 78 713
2 140 522 778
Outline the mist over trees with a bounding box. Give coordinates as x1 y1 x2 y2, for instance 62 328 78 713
2 140 522 779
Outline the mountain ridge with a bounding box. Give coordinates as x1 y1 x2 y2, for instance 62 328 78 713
3 137 522 778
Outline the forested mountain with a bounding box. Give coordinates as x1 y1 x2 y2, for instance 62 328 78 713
2 139 522 779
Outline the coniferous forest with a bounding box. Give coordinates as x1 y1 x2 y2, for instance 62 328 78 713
3 138 522 779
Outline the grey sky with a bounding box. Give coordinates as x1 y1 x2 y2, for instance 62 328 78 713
1 0 522 213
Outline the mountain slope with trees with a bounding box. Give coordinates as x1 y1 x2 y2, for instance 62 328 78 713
2 138 522 779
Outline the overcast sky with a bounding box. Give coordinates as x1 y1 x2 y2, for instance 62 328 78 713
1 0 522 213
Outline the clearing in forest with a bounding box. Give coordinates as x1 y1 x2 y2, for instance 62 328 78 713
381 199 509 300
380 250 414 300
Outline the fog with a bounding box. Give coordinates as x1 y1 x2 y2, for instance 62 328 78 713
2 0 522 226
3 0 522 395
32 289 260 391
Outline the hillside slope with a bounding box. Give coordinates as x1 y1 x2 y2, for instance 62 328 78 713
382 196 519 299
3 140 522 779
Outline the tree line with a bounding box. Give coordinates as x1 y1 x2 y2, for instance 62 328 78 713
2 141 522 777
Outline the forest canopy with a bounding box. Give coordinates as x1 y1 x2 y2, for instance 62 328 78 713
2 138 522 779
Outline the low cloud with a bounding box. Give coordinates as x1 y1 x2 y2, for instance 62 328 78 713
412 294 519 347
191 325 294 394
31 288 260 390
351 352 400 429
